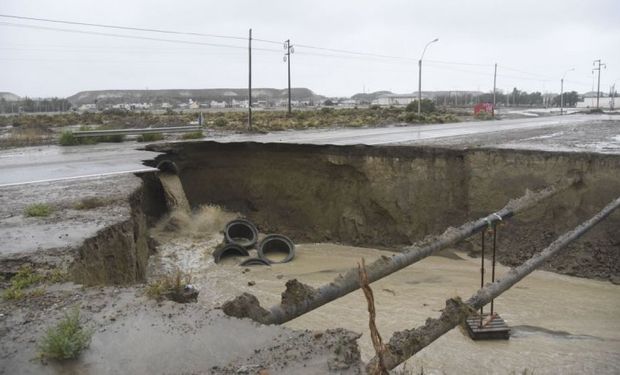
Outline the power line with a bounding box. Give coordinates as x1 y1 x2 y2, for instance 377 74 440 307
0 13 280 45
0 22 281 53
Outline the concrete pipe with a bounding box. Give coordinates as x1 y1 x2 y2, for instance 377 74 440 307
240 258 272 267
258 234 295 264
213 243 249 264
224 219 259 249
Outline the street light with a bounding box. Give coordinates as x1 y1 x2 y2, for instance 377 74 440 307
560 68 574 115
418 38 439 115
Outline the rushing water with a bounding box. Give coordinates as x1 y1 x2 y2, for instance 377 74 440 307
148 207 620 374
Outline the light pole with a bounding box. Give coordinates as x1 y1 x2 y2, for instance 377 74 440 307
418 38 439 115
560 68 574 115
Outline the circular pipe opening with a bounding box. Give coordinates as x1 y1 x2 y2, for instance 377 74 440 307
239 257 271 267
156 160 179 174
258 234 295 264
224 219 258 249
213 243 249 264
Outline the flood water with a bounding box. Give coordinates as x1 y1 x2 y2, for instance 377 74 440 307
148 206 620 375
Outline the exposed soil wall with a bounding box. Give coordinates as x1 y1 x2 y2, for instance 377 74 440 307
69 186 152 285
148 142 620 282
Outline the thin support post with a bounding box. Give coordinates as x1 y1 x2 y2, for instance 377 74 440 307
479 230 485 327
490 223 498 315
248 28 252 131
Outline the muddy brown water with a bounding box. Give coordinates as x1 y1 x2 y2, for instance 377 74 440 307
148 207 620 374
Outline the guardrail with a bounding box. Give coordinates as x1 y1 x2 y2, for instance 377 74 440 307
72 125 202 137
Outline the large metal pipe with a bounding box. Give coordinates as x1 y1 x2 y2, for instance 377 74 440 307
222 177 579 324
368 195 620 371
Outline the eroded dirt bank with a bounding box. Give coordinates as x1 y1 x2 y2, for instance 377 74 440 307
147 141 620 282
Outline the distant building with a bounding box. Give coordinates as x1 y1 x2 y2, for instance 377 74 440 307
78 103 97 112
577 96 619 109
210 100 227 108
373 94 419 106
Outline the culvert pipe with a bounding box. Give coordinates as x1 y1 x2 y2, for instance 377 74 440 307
240 258 271 267
213 243 250 264
258 234 295 264
156 160 179 174
224 219 259 249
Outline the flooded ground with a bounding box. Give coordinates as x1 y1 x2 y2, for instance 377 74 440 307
148 206 620 374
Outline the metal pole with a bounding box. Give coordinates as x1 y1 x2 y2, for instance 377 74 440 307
248 28 252 131
287 39 292 114
560 78 564 115
596 62 601 109
418 59 422 115
490 223 497 315
417 38 438 116
492 63 497 118
479 231 485 326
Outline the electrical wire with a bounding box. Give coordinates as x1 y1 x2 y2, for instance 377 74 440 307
0 13 280 45
0 22 282 53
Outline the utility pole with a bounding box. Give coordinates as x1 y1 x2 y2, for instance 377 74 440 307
593 59 606 109
283 39 294 114
248 28 252 131
560 68 574 115
492 63 497 118
418 38 439 115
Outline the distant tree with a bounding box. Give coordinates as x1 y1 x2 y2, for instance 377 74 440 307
323 99 335 106
552 91 579 107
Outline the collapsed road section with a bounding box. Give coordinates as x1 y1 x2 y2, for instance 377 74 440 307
0 138 619 374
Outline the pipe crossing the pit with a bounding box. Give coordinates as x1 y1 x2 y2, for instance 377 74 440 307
222 176 580 325
366 195 620 372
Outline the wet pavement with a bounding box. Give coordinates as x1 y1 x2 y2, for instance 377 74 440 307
1 114 618 186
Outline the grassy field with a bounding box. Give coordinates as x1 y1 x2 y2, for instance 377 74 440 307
0 105 468 148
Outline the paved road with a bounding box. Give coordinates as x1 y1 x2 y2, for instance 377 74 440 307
213 114 600 145
0 114 615 186
0 143 159 187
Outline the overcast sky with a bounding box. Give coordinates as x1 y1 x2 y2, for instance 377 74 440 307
1 0 619 98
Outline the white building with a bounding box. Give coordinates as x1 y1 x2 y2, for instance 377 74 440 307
373 94 419 106
78 103 97 112
210 100 227 108
576 96 620 109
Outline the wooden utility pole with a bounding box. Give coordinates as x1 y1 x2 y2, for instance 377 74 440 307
492 63 497 118
248 28 252 131
593 59 606 109
284 39 293 114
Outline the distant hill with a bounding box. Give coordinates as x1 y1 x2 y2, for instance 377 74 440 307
351 91 393 102
67 88 325 106
0 92 20 101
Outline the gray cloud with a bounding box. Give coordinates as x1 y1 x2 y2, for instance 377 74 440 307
1 0 618 97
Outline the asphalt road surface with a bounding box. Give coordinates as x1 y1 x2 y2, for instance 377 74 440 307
0 114 617 186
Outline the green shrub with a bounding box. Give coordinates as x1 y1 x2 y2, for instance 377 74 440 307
405 99 437 114
181 131 203 140
320 107 334 114
58 131 78 146
3 265 44 300
38 308 93 360
213 118 227 127
137 133 164 142
24 203 53 217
